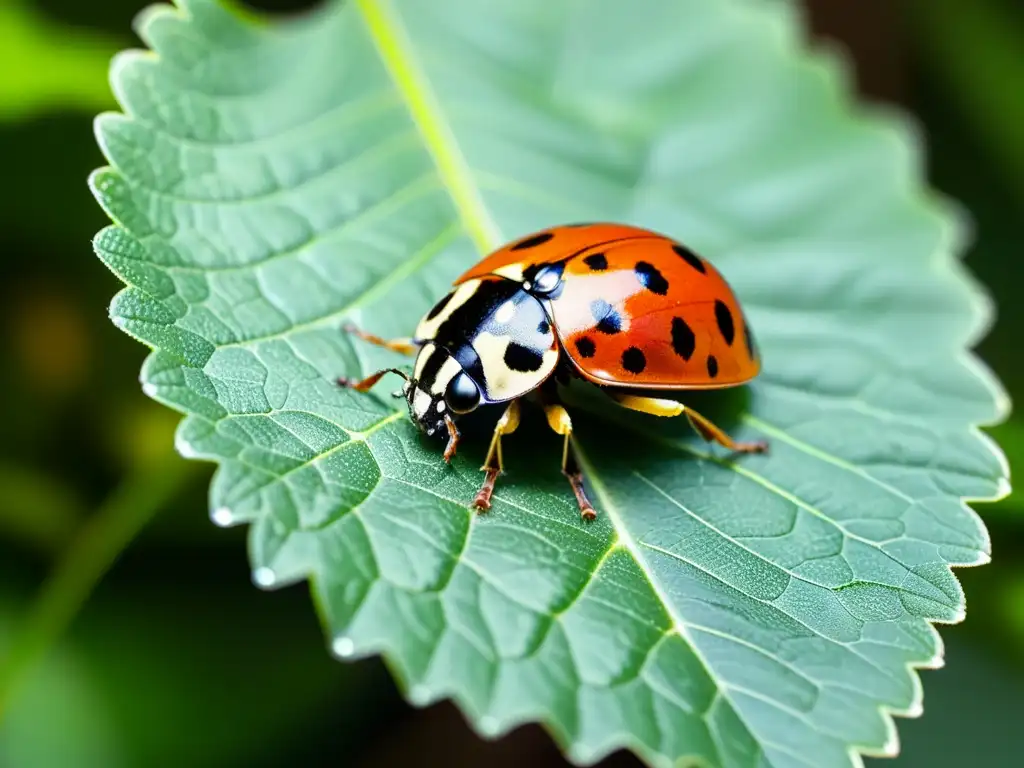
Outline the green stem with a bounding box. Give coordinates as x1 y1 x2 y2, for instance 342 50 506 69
0 456 196 718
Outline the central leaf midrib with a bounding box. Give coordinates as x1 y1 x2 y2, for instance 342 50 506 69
576 445 764 767
355 0 501 255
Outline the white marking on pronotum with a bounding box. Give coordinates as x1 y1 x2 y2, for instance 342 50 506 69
413 342 436 379
493 299 516 324
435 400 446 413
414 279 481 340
435 355 462 391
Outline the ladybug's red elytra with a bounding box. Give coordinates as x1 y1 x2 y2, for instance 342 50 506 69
337 223 767 519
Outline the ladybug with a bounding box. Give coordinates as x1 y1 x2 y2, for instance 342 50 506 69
337 223 766 520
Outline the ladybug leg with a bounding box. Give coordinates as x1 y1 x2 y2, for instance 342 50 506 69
610 394 768 454
472 400 521 513
684 408 768 454
542 404 597 521
342 323 418 356
336 367 409 392
443 415 460 463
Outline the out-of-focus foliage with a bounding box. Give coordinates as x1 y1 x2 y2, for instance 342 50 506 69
907 0 1024 204
0 465 83 554
0 605 122 768
985 421 1024 515
0 1 120 120
0 583 368 768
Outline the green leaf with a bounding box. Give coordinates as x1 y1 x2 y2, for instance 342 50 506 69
89 1 1010 766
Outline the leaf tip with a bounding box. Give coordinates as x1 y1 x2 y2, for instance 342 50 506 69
86 166 114 199
477 716 501 739
172 427 200 459
903 697 924 719
880 726 902 758
108 311 128 331
971 549 993 567
131 2 183 42
107 47 157 100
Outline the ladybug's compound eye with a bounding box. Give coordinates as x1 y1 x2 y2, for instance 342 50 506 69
445 372 481 414
530 265 563 295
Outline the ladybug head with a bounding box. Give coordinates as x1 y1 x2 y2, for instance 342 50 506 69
402 343 482 438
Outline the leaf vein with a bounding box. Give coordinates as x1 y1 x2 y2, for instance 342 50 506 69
355 0 501 253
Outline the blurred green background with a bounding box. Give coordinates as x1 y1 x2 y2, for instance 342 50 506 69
0 0 1020 766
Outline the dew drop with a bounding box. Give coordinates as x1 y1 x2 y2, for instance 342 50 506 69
409 684 431 705
253 566 276 588
332 636 355 658
211 507 234 527
174 433 197 458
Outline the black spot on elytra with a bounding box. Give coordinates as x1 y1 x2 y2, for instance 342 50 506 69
511 231 554 250
574 337 596 358
590 299 622 334
426 290 454 321
503 342 545 372
537 319 550 334
714 300 735 345
672 243 706 274
707 355 719 378
635 261 669 295
622 347 646 374
671 317 696 361
583 252 608 271
744 320 757 360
